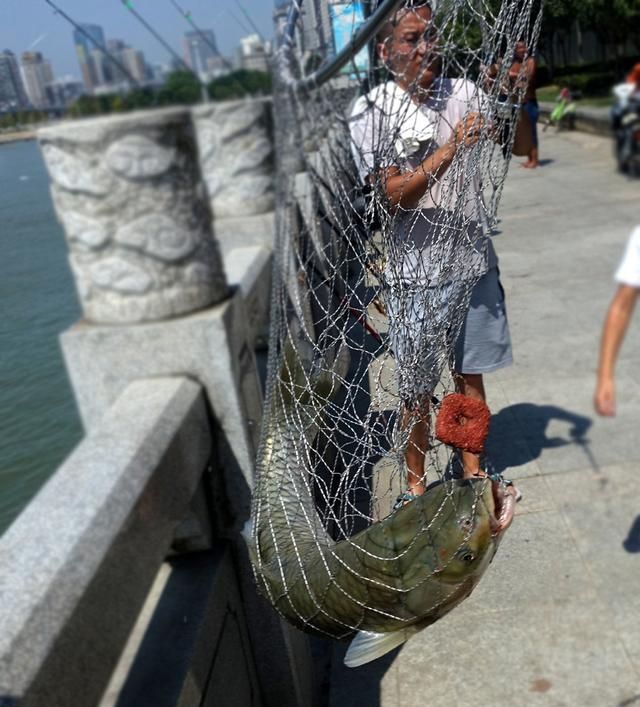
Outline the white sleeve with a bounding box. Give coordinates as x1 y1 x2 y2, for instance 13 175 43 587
348 91 397 184
348 96 376 183
615 226 640 287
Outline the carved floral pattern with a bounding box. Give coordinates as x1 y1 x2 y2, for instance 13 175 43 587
38 107 228 324
115 213 197 262
106 135 176 180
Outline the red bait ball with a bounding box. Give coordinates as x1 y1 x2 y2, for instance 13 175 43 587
435 393 491 454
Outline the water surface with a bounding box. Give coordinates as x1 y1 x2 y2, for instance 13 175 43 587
0 140 83 534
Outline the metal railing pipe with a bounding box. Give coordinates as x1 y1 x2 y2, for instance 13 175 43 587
277 0 407 91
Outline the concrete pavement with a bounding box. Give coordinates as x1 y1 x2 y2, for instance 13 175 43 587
328 129 640 706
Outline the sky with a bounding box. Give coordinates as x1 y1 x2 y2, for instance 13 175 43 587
0 0 276 79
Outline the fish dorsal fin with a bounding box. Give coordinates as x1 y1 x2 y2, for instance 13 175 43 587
344 629 412 668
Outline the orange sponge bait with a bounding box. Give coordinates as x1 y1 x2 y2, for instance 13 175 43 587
435 393 491 454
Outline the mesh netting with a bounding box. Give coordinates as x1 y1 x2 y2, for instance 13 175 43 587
249 0 542 653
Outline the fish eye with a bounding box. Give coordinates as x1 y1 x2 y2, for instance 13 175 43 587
459 516 473 530
459 550 476 563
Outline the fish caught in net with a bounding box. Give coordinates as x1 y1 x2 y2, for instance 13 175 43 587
248 0 543 666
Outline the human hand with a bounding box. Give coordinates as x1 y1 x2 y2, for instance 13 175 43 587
450 113 486 151
594 378 616 417
479 63 498 89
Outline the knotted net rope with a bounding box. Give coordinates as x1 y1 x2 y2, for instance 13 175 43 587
250 0 543 639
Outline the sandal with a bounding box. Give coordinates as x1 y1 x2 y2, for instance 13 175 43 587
393 492 420 510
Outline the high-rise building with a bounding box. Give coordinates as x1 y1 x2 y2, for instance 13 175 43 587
238 35 272 73
272 0 332 57
45 75 83 108
301 0 333 57
106 39 127 53
206 54 230 79
20 52 54 109
89 48 114 86
103 40 128 85
102 39 149 86
182 30 218 77
0 50 29 110
73 24 106 92
273 1 289 44
120 47 148 83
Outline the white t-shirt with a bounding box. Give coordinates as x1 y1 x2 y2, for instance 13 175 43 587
349 78 496 286
615 226 640 287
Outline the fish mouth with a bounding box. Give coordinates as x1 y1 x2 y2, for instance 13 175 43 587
489 479 516 536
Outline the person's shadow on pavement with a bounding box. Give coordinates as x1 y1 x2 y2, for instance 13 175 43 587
623 515 640 553
485 403 593 473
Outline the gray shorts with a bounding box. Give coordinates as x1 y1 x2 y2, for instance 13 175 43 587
454 267 513 375
386 268 512 401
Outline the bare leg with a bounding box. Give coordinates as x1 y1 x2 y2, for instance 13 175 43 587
403 395 430 496
522 145 539 168
455 373 485 477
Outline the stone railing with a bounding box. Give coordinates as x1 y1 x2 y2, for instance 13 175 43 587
0 102 315 707
0 377 215 706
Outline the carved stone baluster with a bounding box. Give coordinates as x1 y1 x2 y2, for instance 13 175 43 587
39 107 228 324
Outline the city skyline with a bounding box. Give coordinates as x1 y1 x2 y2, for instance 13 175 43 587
0 0 274 82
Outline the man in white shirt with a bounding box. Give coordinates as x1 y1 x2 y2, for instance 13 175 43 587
594 226 640 416
349 1 531 498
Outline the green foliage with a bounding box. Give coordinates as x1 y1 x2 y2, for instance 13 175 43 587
59 68 272 120
157 70 202 105
124 88 157 110
0 110 43 129
539 0 640 76
66 94 112 117
110 95 125 112
559 71 617 96
542 0 585 33
208 70 272 101
537 55 640 94
581 0 640 45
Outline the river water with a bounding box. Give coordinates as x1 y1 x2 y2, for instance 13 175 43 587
0 140 83 535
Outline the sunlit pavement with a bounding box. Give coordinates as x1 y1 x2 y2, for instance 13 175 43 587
328 129 640 707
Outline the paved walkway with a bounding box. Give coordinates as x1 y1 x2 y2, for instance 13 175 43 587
328 130 640 706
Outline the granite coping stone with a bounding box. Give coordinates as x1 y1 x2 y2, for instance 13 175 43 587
0 377 211 706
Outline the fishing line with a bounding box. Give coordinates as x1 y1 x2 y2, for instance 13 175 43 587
44 0 141 88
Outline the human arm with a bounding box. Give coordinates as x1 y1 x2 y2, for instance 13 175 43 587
381 113 484 209
479 60 502 92
594 284 639 416
508 57 535 92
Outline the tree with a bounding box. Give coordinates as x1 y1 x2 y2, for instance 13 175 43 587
157 70 203 105
581 0 640 73
125 88 156 110
111 95 125 113
208 70 272 101
538 0 586 75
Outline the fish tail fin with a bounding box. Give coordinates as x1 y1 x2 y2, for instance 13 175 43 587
344 629 412 668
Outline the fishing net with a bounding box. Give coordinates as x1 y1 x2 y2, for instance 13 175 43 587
250 0 542 641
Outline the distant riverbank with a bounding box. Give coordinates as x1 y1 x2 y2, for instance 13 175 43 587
0 130 36 144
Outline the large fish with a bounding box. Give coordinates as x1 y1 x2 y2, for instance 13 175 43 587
248 337 515 667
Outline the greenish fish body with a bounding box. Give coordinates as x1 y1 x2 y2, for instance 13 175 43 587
249 340 514 665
